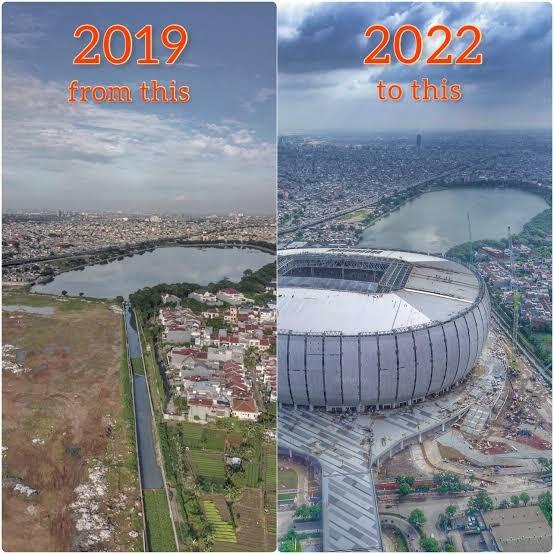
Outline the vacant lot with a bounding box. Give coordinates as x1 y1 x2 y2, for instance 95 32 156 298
2 290 141 551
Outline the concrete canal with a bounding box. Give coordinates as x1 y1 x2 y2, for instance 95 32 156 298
124 304 164 490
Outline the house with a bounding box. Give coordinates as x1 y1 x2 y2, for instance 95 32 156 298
231 396 259 420
188 397 231 423
188 290 221 305
161 293 181 306
217 288 246 305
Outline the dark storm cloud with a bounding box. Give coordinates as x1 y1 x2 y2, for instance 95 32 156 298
278 3 552 131
280 3 551 82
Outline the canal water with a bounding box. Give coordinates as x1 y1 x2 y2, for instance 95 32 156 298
124 304 163 490
359 187 548 253
32 245 274 299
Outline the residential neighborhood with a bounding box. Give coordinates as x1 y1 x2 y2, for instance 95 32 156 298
158 289 277 424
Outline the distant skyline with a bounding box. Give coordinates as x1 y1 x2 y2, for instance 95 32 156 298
3 3 276 214
279 2 552 133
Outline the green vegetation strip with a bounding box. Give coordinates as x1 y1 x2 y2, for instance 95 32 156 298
202 500 237 543
130 356 145 375
143 489 177 552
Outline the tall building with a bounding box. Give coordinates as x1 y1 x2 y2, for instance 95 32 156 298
416 133 422 149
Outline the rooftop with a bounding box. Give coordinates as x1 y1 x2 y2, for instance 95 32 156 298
483 505 552 552
278 248 482 335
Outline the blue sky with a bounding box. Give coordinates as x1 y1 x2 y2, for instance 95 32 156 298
278 2 552 133
3 2 276 214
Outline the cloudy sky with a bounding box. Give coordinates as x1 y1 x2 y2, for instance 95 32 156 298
279 2 552 133
3 3 276 214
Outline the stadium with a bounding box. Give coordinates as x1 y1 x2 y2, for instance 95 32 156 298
277 248 490 409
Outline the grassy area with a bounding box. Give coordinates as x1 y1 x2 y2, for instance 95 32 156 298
534 332 552 354
143 489 177 552
2 287 94 312
278 468 298 490
130 356 145 375
179 422 226 450
339 208 371 222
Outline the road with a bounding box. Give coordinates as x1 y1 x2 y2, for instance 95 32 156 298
380 514 421 552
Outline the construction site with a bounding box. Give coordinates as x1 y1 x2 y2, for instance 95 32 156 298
279 319 551 551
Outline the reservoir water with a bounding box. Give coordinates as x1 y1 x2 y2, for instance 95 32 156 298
32 246 274 299
359 187 548 253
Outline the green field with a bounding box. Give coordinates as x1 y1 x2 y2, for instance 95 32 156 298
204 429 226 450
130 356 145 375
180 423 205 448
189 450 226 481
245 462 260 486
202 500 237 543
278 468 298 490
264 446 277 491
143 489 176 552
535 332 552 353
179 422 226 450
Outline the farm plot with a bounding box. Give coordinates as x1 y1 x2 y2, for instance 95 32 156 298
263 445 277 492
265 492 277 550
233 488 268 551
202 500 236 544
179 422 226 450
245 462 260 487
143 489 176 552
204 429 226 450
189 450 226 482
180 423 204 448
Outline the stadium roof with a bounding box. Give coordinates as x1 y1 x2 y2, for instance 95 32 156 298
278 248 482 335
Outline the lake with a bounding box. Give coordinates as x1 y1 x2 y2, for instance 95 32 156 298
32 246 274 299
359 187 549 253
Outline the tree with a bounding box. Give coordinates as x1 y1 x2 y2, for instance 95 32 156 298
61 290 68 296
520 492 530 506
445 505 457 519
408 508 426 528
444 543 456 552
398 482 412 496
539 490 552 524
419 535 440 552
498 499 510 509
467 491 493 513
433 472 465 494
511 495 520 507
79 292 84 297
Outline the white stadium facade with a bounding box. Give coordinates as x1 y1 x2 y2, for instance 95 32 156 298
277 248 491 409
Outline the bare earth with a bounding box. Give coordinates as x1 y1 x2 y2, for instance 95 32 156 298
2 294 141 551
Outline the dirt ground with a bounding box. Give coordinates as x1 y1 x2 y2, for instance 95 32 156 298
2 292 141 551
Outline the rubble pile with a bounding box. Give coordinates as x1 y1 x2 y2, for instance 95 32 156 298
70 463 112 549
2 344 31 374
